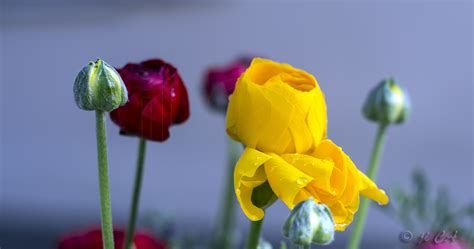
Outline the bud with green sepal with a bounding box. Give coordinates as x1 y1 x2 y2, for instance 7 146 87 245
347 77 410 249
362 78 410 125
73 59 128 249
257 238 273 249
282 198 335 247
74 58 128 112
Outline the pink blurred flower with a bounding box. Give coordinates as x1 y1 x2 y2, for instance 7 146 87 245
202 56 254 112
57 227 166 249
416 240 470 249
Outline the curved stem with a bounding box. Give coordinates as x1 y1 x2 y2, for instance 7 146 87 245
124 138 147 249
347 124 388 249
245 219 264 249
214 138 240 249
95 111 115 249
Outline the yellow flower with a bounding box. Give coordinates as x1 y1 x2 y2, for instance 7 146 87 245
226 58 389 231
226 58 327 154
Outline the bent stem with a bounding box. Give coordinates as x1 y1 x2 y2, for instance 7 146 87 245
124 138 147 249
245 219 264 249
347 124 388 249
214 138 240 249
95 111 115 249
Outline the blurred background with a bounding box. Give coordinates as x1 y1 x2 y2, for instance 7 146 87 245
1 0 473 248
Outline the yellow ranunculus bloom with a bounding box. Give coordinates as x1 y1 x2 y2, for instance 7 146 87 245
226 58 327 154
226 58 389 231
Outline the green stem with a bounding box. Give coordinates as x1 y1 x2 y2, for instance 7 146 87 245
214 138 240 249
124 138 147 249
245 219 264 249
347 124 388 249
95 111 115 249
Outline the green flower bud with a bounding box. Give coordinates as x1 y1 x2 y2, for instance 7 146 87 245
282 198 335 246
257 238 273 249
362 78 411 125
74 59 128 112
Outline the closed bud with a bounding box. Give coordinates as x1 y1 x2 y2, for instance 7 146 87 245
282 198 335 246
257 238 273 249
74 59 128 112
363 78 411 125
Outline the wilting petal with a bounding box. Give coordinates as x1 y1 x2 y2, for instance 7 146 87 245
358 171 389 205
280 153 333 193
263 154 313 209
312 140 348 197
234 148 272 221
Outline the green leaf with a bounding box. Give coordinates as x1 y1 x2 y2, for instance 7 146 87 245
462 203 474 218
433 187 451 230
412 169 429 221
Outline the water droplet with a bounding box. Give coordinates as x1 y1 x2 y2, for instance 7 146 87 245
296 177 309 186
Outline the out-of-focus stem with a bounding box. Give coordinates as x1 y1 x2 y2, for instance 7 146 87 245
347 124 388 249
245 219 264 249
124 138 147 249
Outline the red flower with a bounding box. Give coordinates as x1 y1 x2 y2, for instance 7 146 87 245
57 228 166 249
203 57 253 112
110 59 190 141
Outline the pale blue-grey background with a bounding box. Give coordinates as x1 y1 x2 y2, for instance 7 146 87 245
1 1 473 248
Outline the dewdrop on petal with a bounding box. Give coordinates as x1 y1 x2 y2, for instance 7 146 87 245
74 59 128 112
282 198 335 246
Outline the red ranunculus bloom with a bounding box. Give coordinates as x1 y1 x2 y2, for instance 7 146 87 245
203 57 253 112
57 228 166 249
110 59 190 141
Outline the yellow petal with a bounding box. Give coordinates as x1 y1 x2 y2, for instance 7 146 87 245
258 85 294 153
329 200 355 231
263 153 313 209
280 153 333 193
306 86 327 144
312 140 348 197
234 148 272 221
339 152 361 206
246 58 316 91
226 58 327 154
358 170 389 205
